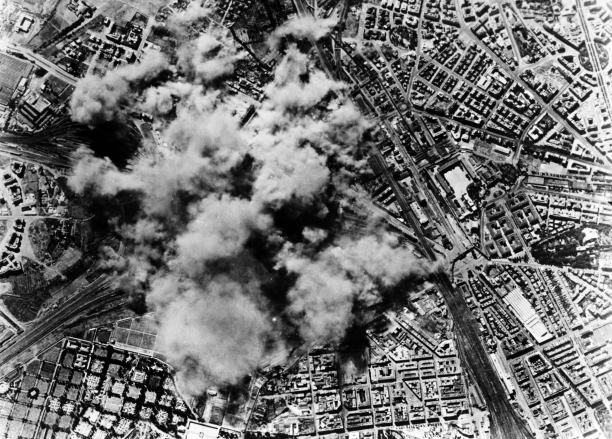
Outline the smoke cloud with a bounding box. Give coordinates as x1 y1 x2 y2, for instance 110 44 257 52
152 277 273 386
178 34 246 83
281 232 429 343
70 51 168 125
68 10 432 394
269 15 338 49
175 196 272 273
167 1 211 31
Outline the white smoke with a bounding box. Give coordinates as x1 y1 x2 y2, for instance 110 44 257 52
67 10 432 394
179 33 246 83
269 15 338 49
70 51 168 125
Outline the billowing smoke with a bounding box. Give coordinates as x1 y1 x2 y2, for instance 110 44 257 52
269 15 338 49
139 82 195 116
167 1 211 31
68 12 432 393
70 51 168 125
281 232 428 344
151 276 274 385
178 34 246 83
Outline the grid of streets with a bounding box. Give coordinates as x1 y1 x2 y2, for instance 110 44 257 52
247 289 487 439
0 0 608 438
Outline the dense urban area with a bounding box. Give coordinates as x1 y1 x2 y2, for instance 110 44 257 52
0 0 608 438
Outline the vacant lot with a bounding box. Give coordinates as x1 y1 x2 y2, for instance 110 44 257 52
2 258 50 322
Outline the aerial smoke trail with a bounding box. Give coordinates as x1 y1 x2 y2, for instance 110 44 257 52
68 12 432 393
